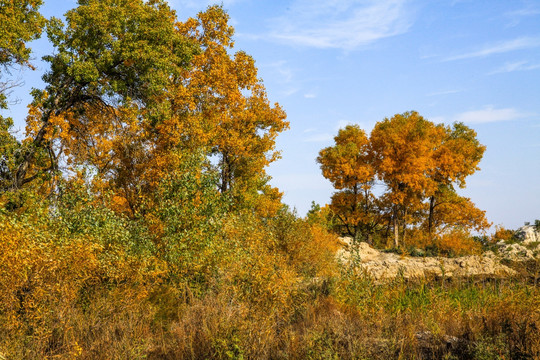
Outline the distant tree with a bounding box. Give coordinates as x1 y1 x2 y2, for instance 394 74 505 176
317 125 382 243
319 111 489 248
427 122 486 238
370 111 444 247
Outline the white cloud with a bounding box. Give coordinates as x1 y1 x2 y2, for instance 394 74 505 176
261 60 295 83
304 93 317 98
303 133 334 143
444 37 540 61
268 0 413 50
488 61 540 74
506 7 540 17
453 106 531 124
281 87 300 97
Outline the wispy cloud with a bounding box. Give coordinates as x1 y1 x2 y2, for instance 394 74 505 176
263 60 294 83
506 7 540 17
488 61 540 75
303 133 334 143
444 37 540 61
259 60 300 97
281 88 300 97
453 106 532 124
426 89 463 97
505 6 540 27
268 0 413 50
304 93 317 99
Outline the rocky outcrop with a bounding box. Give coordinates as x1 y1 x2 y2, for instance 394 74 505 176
496 241 537 260
338 238 518 282
515 224 540 244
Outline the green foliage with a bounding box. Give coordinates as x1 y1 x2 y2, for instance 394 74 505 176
43 0 198 109
0 117 19 190
149 153 229 287
0 0 45 68
0 0 45 191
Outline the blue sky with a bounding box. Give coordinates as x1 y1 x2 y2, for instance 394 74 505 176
4 0 540 230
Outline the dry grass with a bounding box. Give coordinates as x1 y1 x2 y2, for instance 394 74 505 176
2 268 539 359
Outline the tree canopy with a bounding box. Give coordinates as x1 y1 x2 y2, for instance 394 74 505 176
2 2 287 218
318 111 489 250
0 0 45 69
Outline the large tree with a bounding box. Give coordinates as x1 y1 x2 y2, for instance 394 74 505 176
370 111 444 247
17 3 288 218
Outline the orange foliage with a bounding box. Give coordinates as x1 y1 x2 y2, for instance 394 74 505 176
176 6 288 199
22 6 288 217
429 188 490 234
435 228 482 256
491 225 516 243
319 111 488 251
317 125 381 242
370 112 444 205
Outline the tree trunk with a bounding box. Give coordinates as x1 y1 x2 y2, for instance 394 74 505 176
384 215 391 239
220 153 230 193
13 111 51 189
428 195 435 240
393 207 399 248
402 208 408 244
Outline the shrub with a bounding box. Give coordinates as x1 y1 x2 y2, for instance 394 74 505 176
491 225 518 244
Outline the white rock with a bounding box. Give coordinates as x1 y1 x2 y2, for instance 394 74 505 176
516 225 540 244
337 239 516 282
498 243 535 260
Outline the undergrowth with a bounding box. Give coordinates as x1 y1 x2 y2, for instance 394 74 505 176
1 192 539 359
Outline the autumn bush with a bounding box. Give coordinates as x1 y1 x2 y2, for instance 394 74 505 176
0 185 339 359
0 193 161 358
434 228 482 256
400 227 482 257
490 225 518 243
